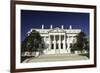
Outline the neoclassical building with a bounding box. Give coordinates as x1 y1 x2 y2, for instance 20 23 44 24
28 25 81 54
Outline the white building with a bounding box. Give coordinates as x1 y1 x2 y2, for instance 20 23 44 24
28 25 81 54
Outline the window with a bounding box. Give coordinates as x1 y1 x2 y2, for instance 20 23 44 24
66 44 67 48
61 43 63 49
50 35 54 41
56 43 59 49
70 43 73 48
55 35 59 41
51 44 54 49
61 35 64 41
73 39 76 43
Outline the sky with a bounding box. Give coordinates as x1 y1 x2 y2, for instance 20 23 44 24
21 10 89 41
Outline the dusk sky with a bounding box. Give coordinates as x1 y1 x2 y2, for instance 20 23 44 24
21 10 89 41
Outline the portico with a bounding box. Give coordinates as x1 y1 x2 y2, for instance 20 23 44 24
48 28 67 54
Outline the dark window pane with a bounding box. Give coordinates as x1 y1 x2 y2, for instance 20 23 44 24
56 43 59 49
61 43 63 49
51 44 54 49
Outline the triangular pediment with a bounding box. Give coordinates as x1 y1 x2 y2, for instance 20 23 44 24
49 27 65 33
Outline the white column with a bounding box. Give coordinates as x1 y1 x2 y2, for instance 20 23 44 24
58 35 61 54
67 36 71 53
59 35 61 49
44 36 46 41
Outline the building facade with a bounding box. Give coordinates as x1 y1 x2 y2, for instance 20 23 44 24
28 25 81 54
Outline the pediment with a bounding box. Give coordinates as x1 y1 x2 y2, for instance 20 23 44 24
49 27 65 33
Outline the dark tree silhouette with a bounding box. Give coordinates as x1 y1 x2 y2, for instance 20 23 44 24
21 36 28 52
70 32 89 53
76 32 86 51
21 30 45 55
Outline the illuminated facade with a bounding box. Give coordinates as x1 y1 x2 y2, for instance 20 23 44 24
28 25 81 54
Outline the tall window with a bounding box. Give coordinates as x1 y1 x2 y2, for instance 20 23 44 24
50 35 54 41
51 44 54 49
66 44 67 49
61 35 64 41
55 35 59 41
56 43 59 49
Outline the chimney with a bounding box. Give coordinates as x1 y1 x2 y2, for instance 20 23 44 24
42 24 44 29
61 25 64 29
50 25 53 29
69 25 72 29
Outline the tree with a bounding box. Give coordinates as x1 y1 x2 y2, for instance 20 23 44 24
70 43 78 53
84 37 89 51
76 32 86 51
21 36 28 52
21 30 45 55
70 32 89 53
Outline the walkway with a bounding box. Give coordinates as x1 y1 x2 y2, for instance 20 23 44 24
23 54 88 63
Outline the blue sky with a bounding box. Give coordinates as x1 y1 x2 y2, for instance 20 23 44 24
21 10 89 41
